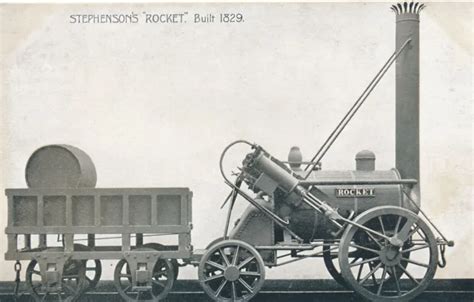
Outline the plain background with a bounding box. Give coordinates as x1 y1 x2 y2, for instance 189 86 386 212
0 2 472 281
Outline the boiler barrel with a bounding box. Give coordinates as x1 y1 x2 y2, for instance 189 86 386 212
25 145 97 188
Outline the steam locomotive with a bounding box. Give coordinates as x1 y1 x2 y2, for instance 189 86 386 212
4 2 453 302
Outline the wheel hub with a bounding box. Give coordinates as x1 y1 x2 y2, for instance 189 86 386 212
224 266 240 282
379 245 402 266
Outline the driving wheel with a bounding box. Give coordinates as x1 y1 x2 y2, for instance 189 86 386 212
338 206 438 301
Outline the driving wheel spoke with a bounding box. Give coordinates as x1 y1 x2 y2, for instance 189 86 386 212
377 266 387 295
391 266 402 296
350 256 380 268
359 262 382 285
398 264 420 285
401 257 429 268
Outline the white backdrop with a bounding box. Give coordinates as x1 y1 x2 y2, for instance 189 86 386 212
0 2 472 281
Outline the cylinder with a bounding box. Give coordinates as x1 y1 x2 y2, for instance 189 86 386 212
25 144 97 188
253 153 299 193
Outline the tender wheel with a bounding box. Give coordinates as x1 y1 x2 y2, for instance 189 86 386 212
198 239 265 302
142 243 179 281
338 206 438 301
25 258 86 302
114 258 175 302
74 244 102 292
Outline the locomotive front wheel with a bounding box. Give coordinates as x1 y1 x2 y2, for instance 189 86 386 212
25 258 86 302
338 206 438 301
114 258 175 302
198 239 265 302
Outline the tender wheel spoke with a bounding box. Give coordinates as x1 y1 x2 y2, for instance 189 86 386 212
152 279 166 288
153 271 166 278
32 270 41 275
206 260 225 271
238 256 256 269
238 277 254 293
401 257 429 268
398 263 420 285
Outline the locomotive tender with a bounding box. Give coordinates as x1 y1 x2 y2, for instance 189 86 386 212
4 2 454 302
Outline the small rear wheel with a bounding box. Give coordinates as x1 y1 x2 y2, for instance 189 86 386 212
73 244 102 292
25 258 86 302
114 257 175 302
198 239 265 302
142 243 179 281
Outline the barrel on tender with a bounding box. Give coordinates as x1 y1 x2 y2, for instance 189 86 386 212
25 144 97 188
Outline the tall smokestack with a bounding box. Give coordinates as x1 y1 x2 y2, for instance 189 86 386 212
392 2 424 184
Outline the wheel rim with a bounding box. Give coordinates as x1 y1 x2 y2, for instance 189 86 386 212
198 240 265 302
323 240 361 288
73 244 102 292
83 259 102 292
25 258 86 302
339 206 438 301
114 258 175 302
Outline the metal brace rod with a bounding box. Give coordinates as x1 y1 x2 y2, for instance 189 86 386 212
303 38 412 179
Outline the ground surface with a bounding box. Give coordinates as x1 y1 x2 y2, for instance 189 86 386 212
0 279 473 301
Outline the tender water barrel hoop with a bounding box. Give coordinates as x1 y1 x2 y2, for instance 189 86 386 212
25 144 97 188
